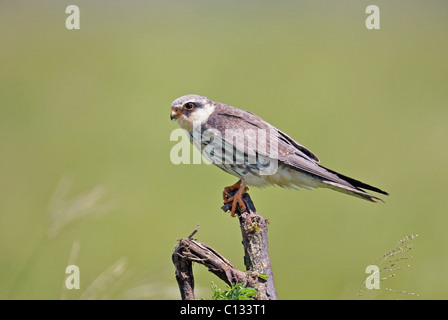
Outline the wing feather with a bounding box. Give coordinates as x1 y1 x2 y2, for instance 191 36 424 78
203 103 387 200
206 104 318 163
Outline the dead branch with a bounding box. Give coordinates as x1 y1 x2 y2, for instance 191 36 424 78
172 191 277 300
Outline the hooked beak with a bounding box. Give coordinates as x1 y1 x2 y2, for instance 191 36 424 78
170 107 182 120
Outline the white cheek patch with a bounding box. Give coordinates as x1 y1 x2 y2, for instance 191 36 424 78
188 104 215 125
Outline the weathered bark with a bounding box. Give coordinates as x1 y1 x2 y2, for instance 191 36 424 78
231 193 277 300
172 230 246 300
172 191 277 300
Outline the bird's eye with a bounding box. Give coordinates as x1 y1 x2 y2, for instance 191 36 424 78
183 102 195 110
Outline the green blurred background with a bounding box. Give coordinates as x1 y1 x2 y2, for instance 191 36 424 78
1 0 447 299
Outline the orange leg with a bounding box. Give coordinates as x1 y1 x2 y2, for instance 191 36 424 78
223 180 248 217
222 180 242 201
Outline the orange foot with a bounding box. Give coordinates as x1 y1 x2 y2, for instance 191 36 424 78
223 180 248 217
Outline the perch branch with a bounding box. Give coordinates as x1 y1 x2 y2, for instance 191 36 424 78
172 190 277 300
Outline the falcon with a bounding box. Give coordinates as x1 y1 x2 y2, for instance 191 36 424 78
170 94 388 216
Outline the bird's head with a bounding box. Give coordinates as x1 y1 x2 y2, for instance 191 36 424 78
170 94 214 131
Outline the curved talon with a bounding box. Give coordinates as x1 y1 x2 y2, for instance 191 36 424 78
222 180 247 217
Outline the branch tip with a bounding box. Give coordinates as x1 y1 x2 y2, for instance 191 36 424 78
188 223 200 239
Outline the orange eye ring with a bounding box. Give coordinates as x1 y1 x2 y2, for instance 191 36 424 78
183 102 195 110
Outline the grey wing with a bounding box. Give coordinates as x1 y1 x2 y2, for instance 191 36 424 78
202 107 278 173
206 105 319 163
205 104 387 200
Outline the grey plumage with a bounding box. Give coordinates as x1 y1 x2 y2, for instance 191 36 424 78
170 94 388 202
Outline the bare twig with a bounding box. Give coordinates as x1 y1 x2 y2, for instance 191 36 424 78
187 223 200 239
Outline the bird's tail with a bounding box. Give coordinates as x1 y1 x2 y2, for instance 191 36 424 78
318 164 389 202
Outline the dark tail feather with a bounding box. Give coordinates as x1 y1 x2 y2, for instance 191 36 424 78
319 164 389 196
322 180 384 202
